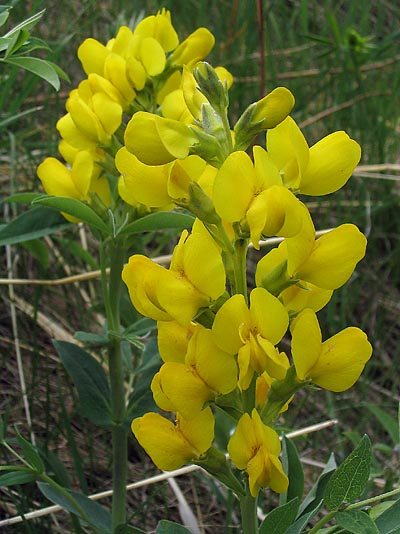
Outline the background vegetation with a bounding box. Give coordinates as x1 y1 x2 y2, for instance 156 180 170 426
1 0 399 531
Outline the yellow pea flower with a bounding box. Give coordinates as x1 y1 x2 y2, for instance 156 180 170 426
291 308 372 391
152 328 237 418
122 220 226 325
228 409 288 497
213 148 310 248
124 111 197 165
212 288 289 389
170 27 215 68
133 8 179 53
66 86 122 145
37 152 111 221
256 224 367 310
116 147 173 208
132 407 214 471
57 113 98 152
267 116 361 195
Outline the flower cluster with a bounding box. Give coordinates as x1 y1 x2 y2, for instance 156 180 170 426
117 40 371 497
38 9 372 501
37 9 227 219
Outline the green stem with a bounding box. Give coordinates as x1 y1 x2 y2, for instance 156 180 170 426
101 241 127 530
239 486 258 534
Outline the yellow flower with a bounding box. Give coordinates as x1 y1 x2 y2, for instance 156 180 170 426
133 8 179 53
213 148 310 248
256 224 367 313
122 220 226 325
132 407 214 471
152 328 237 417
170 27 215 68
252 87 295 130
212 288 289 389
124 111 197 165
291 308 372 391
65 83 122 145
228 409 288 497
267 116 361 195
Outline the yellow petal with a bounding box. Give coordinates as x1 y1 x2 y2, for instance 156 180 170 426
122 255 172 321
311 327 372 391
134 9 179 52
267 116 309 190
104 53 135 103
253 145 282 189
56 114 96 151
296 224 367 289
185 328 237 395
115 147 172 208
181 221 226 300
285 203 315 276
126 56 147 91
139 37 166 76
157 320 198 363
155 115 196 160
71 150 94 198
212 294 250 355
167 155 207 201
178 407 214 456
78 38 108 75
268 455 289 494
170 28 215 67
151 372 176 412
37 158 80 199
131 412 197 471
253 87 295 129
300 132 361 195
291 309 322 380
92 92 122 136
155 362 211 417
66 92 108 144
213 151 256 222
124 112 177 165
227 412 256 469
250 288 288 345
280 283 333 313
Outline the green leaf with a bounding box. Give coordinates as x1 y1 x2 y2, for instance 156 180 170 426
33 196 110 234
53 341 112 427
15 427 44 473
0 470 37 486
0 7 10 28
285 500 324 534
366 404 399 445
3 9 45 37
155 520 191 534
4 56 60 90
120 211 194 236
280 436 304 505
299 453 336 515
375 497 400 534
259 497 299 533
324 435 372 511
37 481 112 534
336 510 378 534
3 192 45 204
0 207 69 246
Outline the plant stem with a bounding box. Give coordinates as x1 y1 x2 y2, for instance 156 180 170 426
101 241 127 530
231 238 249 300
239 488 258 534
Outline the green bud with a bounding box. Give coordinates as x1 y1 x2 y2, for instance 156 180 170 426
193 61 229 113
196 446 245 496
187 181 220 224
